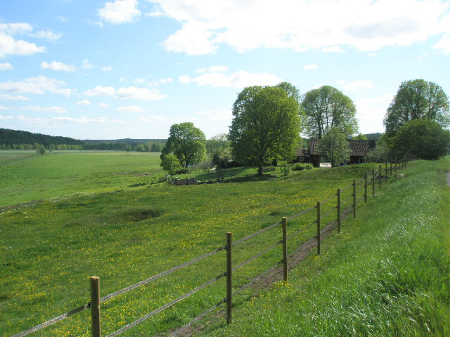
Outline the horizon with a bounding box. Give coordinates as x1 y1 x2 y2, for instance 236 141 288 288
1 0 449 140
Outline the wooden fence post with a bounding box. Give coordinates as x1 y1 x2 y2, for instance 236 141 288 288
353 180 356 218
379 165 382 190
337 189 341 233
364 174 368 203
385 162 388 184
317 202 321 255
226 233 232 325
282 217 288 283
372 169 375 196
90 277 101 337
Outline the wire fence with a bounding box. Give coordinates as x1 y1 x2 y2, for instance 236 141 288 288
11 161 407 337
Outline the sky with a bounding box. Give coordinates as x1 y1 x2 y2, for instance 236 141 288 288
0 0 449 140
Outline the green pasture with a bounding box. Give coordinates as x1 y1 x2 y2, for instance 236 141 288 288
0 151 163 209
1 151 376 336
1 151 448 336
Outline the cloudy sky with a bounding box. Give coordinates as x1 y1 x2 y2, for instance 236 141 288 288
1 0 449 140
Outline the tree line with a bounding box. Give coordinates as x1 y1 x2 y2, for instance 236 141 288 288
0 128 165 152
161 79 450 175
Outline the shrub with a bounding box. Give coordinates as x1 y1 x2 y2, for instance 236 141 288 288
292 163 313 171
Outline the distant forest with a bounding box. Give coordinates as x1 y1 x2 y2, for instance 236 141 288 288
0 128 383 152
0 128 166 152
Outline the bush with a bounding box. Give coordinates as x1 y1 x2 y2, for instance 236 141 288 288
280 163 291 176
291 163 313 171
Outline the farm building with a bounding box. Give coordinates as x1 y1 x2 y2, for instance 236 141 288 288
295 139 376 167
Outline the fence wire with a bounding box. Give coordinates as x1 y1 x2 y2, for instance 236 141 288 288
232 220 281 246
286 205 316 221
107 273 226 337
101 245 225 303
233 240 282 272
11 302 90 337
12 164 403 337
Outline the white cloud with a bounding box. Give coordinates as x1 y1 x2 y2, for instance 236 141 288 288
151 0 450 55
116 86 167 100
338 80 373 91
304 64 318 70
0 76 72 96
82 59 93 69
0 94 29 101
159 78 173 84
98 0 141 24
0 62 13 71
77 99 91 106
30 30 62 41
355 94 394 133
322 46 345 53
198 66 228 73
0 114 13 120
137 115 172 123
53 116 124 124
41 61 77 72
180 70 282 88
117 105 144 112
102 66 113 71
0 106 9 110
83 86 116 96
0 23 46 58
99 102 110 108
433 33 450 53
21 105 67 113
83 85 167 100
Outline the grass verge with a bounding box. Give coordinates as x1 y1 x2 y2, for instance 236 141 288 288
200 158 450 336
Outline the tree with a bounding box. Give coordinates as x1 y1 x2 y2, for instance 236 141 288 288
160 122 206 169
388 119 450 161
160 154 183 175
384 79 450 136
353 133 368 140
228 85 302 175
206 133 231 167
318 128 351 167
301 86 358 139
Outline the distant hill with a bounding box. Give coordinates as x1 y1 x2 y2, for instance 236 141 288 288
0 128 84 146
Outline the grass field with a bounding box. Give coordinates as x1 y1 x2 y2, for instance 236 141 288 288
0 151 163 209
1 152 448 336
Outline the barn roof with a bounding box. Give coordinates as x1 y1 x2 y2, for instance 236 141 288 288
298 139 376 157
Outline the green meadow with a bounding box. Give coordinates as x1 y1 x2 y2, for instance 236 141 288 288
1 151 449 336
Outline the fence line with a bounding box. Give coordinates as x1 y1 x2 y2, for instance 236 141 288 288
11 162 407 337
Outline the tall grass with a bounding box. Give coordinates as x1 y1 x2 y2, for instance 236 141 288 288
202 158 450 336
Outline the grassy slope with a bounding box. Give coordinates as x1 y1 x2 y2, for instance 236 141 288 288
1 153 376 336
202 158 450 336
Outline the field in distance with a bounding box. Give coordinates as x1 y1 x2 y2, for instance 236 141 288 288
0 150 163 209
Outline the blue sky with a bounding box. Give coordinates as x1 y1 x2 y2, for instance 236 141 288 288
1 0 449 140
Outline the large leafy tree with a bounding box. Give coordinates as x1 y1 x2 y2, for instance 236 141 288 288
160 122 206 169
301 86 358 139
318 128 351 167
228 85 302 175
388 119 450 161
384 79 450 136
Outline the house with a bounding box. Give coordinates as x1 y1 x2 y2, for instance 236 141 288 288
295 139 376 167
